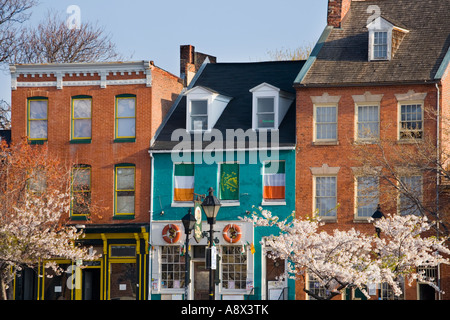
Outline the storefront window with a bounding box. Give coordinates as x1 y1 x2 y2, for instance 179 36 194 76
222 246 247 290
161 246 185 289
109 262 137 300
43 263 72 300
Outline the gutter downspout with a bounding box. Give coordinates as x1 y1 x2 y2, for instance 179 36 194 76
435 82 441 300
148 150 154 300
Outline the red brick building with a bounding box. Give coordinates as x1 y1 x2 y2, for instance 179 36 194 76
294 0 450 300
9 59 184 300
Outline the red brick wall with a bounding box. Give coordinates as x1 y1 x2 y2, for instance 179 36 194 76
295 83 442 300
11 67 183 225
327 0 351 28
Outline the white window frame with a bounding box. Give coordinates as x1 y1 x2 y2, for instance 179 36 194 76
188 99 209 132
313 175 337 221
367 17 393 61
355 103 380 141
313 104 338 143
398 175 422 216
398 101 424 140
252 92 279 131
355 176 379 221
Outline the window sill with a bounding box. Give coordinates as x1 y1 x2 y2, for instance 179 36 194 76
171 202 194 207
317 216 337 223
261 200 286 206
29 140 46 145
70 139 91 144
353 218 371 223
312 140 339 146
113 215 135 220
70 215 88 221
396 138 423 144
220 201 240 207
114 138 136 143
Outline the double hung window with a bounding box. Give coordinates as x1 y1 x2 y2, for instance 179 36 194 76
115 95 136 140
314 176 337 219
71 97 92 141
256 97 275 129
315 105 337 142
357 105 379 140
190 100 208 131
399 103 423 139
28 98 48 141
115 165 135 217
71 165 91 217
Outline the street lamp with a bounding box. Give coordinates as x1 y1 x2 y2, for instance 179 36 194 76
371 204 385 237
201 187 221 300
181 208 196 300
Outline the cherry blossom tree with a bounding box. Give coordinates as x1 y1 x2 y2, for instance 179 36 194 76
243 207 450 300
0 140 97 300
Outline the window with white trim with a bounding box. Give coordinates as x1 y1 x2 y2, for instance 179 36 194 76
256 97 275 129
356 104 379 140
189 100 208 131
161 246 185 289
356 176 378 219
398 175 422 216
373 31 388 60
222 246 247 290
399 103 423 139
314 105 337 142
314 176 337 219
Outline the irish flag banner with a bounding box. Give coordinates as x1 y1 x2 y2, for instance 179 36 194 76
174 164 194 201
263 161 285 200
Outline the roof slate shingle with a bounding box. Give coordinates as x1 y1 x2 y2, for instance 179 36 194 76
300 0 450 86
151 61 305 151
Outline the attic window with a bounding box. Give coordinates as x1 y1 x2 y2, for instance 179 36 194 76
373 31 388 60
190 100 208 131
185 86 232 133
367 16 409 62
250 83 294 131
256 97 276 129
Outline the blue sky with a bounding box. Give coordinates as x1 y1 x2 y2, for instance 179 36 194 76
0 0 328 104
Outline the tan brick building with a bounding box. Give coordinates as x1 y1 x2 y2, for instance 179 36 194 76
294 0 450 300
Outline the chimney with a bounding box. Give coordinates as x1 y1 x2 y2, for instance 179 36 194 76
180 45 217 86
327 0 351 28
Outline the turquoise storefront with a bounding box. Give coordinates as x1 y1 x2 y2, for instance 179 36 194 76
148 60 304 300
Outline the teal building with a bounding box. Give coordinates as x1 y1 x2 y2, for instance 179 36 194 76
148 60 304 300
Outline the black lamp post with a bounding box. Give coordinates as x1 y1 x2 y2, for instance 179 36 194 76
371 204 385 237
201 187 221 300
181 208 197 300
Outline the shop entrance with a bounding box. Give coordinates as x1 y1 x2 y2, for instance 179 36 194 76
82 268 101 300
193 262 209 300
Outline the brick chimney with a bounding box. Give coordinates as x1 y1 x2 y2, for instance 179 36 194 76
180 45 217 86
327 0 351 28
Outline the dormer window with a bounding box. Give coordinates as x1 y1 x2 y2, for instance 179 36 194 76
250 83 294 131
185 86 232 132
190 100 208 131
367 16 409 61
373 31 388 60
256 97 276 129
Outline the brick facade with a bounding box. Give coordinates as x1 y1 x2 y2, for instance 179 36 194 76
10 62 183 225
295 83 444 300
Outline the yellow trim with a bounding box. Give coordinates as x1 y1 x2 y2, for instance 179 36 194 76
114 165 136 216
27 98 48 141
71 97 92 140
115 96 136 139
70 166 91 217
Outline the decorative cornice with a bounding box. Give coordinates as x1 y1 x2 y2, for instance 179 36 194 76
10 61 153 90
